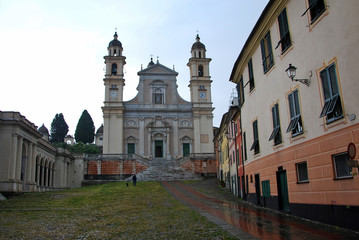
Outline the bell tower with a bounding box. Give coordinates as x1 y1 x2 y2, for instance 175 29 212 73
187 34 214 154
102 32 126 154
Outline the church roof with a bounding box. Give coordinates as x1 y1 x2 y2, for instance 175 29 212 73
191 34 206 51
108 32 122 48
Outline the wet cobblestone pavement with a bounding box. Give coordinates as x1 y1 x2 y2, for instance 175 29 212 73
162 179 359 240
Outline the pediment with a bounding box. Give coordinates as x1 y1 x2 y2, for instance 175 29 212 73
138 63 178 76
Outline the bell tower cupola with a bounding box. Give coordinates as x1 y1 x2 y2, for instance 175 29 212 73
108 32 123 57
191 34 206 59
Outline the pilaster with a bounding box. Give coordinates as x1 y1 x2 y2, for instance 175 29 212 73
15 137 23 181
9 134 18 180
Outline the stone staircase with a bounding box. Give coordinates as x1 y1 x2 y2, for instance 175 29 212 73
127 158 202 181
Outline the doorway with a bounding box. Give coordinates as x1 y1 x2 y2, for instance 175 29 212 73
183 143 190 157
276 168 290 211
155 140 163 158
255 174 261 205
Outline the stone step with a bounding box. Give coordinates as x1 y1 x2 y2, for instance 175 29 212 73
127 165 202 182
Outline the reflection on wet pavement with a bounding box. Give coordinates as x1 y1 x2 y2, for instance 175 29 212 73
162 181 359 240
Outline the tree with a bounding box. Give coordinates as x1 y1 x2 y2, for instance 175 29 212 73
50 113 69 143
74 110 95 144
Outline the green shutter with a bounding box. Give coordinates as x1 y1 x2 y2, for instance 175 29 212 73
128 143 135 154
262 180 271 197
183 143 190 157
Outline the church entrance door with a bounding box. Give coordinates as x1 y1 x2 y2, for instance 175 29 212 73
155 140 163 158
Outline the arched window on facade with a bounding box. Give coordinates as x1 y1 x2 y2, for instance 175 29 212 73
111 63 117 75
198 65 204 77
199 51 202 58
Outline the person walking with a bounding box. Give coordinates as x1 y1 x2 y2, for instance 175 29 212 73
132 174 137 186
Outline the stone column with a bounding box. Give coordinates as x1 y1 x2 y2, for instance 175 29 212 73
9 134 18 180
15 137 23 181
97 160 101 175
48 164 52 188
36 161 41 186
148 130 152 157
173 118 178 156
166 132 171 160
139 118 145 155
132 161 136 174
31 145 37 184
26 143 33 183
119 161 123 175
51 169 55 187
40 163 46 187
47 166 51 187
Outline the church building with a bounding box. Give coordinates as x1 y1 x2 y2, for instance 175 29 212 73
101 32 215 160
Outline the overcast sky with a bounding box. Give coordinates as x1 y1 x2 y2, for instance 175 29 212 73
0 0 268 136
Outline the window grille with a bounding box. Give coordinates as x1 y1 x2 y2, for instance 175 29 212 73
296 162 309 182
333 153 352 179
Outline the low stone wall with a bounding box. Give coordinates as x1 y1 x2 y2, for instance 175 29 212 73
181 159 217 177
86 160 148 179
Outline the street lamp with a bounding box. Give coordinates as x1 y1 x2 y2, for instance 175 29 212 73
285 64 310 86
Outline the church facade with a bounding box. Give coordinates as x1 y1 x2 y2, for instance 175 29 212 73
101 33 214 160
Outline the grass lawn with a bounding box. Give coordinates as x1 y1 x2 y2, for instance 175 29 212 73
0 182 237 239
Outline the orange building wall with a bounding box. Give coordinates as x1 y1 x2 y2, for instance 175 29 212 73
245 123 359 206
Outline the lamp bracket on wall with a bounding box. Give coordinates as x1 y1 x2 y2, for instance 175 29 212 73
285 64 310 87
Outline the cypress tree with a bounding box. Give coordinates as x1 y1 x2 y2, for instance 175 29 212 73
74 110 95 144
50 113 69 143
